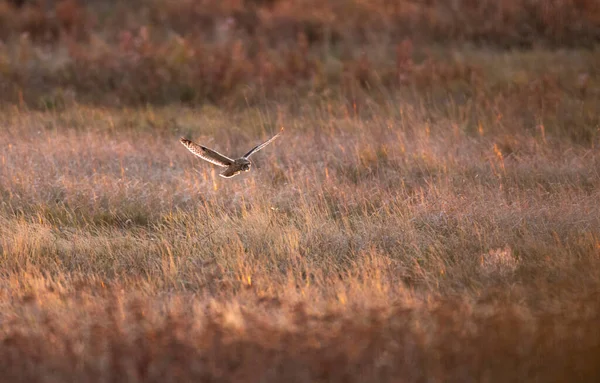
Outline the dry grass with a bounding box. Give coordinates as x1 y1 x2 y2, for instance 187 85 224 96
0 0 600 382
1 98 600 381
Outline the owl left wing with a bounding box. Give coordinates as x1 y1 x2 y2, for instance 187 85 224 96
180 138 234 167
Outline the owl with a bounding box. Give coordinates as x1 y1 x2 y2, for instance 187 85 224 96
180 128 282 178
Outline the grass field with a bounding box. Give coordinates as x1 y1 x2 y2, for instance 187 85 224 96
1 0 600 382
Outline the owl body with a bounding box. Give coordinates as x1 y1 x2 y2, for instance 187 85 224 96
221 158 252 178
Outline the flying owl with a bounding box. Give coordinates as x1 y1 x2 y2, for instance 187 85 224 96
180 128 283 178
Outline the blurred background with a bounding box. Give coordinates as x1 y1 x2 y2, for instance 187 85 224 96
0 0 598 112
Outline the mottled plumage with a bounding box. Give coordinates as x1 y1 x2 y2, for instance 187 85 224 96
180 129 282 178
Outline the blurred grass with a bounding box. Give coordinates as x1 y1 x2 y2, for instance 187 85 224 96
0 0 598 110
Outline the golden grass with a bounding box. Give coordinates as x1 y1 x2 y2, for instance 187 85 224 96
0 1 600 381
1 93 600 380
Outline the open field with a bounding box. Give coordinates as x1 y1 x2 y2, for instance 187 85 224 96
1 0 600 382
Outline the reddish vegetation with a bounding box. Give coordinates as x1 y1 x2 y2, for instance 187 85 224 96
0 0 598 106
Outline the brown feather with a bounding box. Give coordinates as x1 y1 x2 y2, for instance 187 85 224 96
180 138 234 167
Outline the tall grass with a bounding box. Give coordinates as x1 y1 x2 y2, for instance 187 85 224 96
1 95 600 380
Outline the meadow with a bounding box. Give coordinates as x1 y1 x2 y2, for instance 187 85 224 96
0 0 600 381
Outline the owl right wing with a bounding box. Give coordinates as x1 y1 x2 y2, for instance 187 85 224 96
180 138 234 167
242 128 283 159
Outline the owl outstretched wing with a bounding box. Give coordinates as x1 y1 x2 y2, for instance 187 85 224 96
242 128 283 159
180 138 234 167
